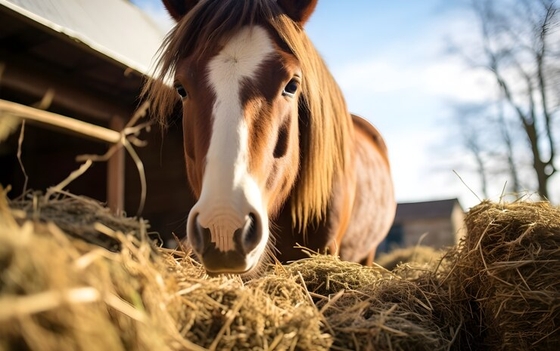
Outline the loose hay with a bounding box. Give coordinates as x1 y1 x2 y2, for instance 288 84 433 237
284 254 390 296
168 256 331 350
0 191 331 351
9 191 146 252
2 190 560 351
445 200 560 351
283 255 461 350
0 191 189 351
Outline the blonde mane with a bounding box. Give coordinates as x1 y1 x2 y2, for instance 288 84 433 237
143 0 354 230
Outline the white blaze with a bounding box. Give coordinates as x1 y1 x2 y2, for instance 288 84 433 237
192 26 274 255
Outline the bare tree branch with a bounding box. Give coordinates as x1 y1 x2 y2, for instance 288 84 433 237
452 0 559 200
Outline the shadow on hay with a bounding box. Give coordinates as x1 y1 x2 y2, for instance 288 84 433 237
376 245 444 271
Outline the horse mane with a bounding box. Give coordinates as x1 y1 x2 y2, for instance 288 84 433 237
143 0 354 230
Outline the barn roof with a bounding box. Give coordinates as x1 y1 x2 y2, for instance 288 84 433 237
0 0 172 122
0 0 166 75
394 198 463 223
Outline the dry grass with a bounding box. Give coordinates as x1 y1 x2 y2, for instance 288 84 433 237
0 190 188 351
289 257 460 350
1 190 560 351
444 200 560 351
0 191 330 351
166 254 331 350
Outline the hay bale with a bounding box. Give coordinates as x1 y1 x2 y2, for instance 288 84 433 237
447 200 560 350
0 192 187 351
168 257 331 350
0 191 331 351
284 255 461 350
9 191 146 252
4 190 558 351
285 254 390 296
317 278 458 351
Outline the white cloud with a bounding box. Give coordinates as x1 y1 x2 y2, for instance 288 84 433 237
318 11 506 209
336 60 419 94
384 127 476 206
419 59 495 102
326 47 498 207
335 54 495 106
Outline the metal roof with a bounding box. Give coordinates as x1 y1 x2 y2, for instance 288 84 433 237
0 0 167 75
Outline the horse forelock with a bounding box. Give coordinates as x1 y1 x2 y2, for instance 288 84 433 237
143 0 354 231
268 15 354 231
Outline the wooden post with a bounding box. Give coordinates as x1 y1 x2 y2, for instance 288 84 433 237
107 116 125 214
0 99 143 215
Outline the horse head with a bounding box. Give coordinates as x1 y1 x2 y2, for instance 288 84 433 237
160 0 318 274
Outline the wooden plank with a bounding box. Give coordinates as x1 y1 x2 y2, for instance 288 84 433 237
0 99 121 143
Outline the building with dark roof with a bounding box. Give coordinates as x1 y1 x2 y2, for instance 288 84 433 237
377 198 466 253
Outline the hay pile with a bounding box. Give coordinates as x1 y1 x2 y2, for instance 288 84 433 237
444 201 560 350
169 257 330 350
1 190 560 351
0 191 190 351
286 256 461 350
0 191 329 351
8 191 146 252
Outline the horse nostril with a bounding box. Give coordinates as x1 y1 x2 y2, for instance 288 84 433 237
245 213 256 242
188 214 210 254
241 213 260 253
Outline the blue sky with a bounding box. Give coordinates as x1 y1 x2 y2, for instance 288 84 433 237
132 0 559 209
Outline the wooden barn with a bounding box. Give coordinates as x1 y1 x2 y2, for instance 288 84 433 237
0 0 466 251
377 198 466 253
0 0 193 240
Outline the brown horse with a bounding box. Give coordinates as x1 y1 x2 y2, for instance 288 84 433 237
145 0 396 275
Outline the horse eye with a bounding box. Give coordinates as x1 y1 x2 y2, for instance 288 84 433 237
175 84 188 99
283 79 299 97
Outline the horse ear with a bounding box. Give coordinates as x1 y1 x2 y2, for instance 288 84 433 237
277 0 318 25
161 0 199 22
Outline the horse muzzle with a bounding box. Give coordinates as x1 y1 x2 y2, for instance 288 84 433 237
187 212 266 274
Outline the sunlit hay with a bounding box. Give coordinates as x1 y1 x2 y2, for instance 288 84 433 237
376 245 445 272
0 191 331 351
281 254 461 350
163 250 333 350
9 191 147 252
279 252 460 350
321 278 460 350
160 255 331 350
446 200 560 350
0 192 187 351
5 188 560 351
